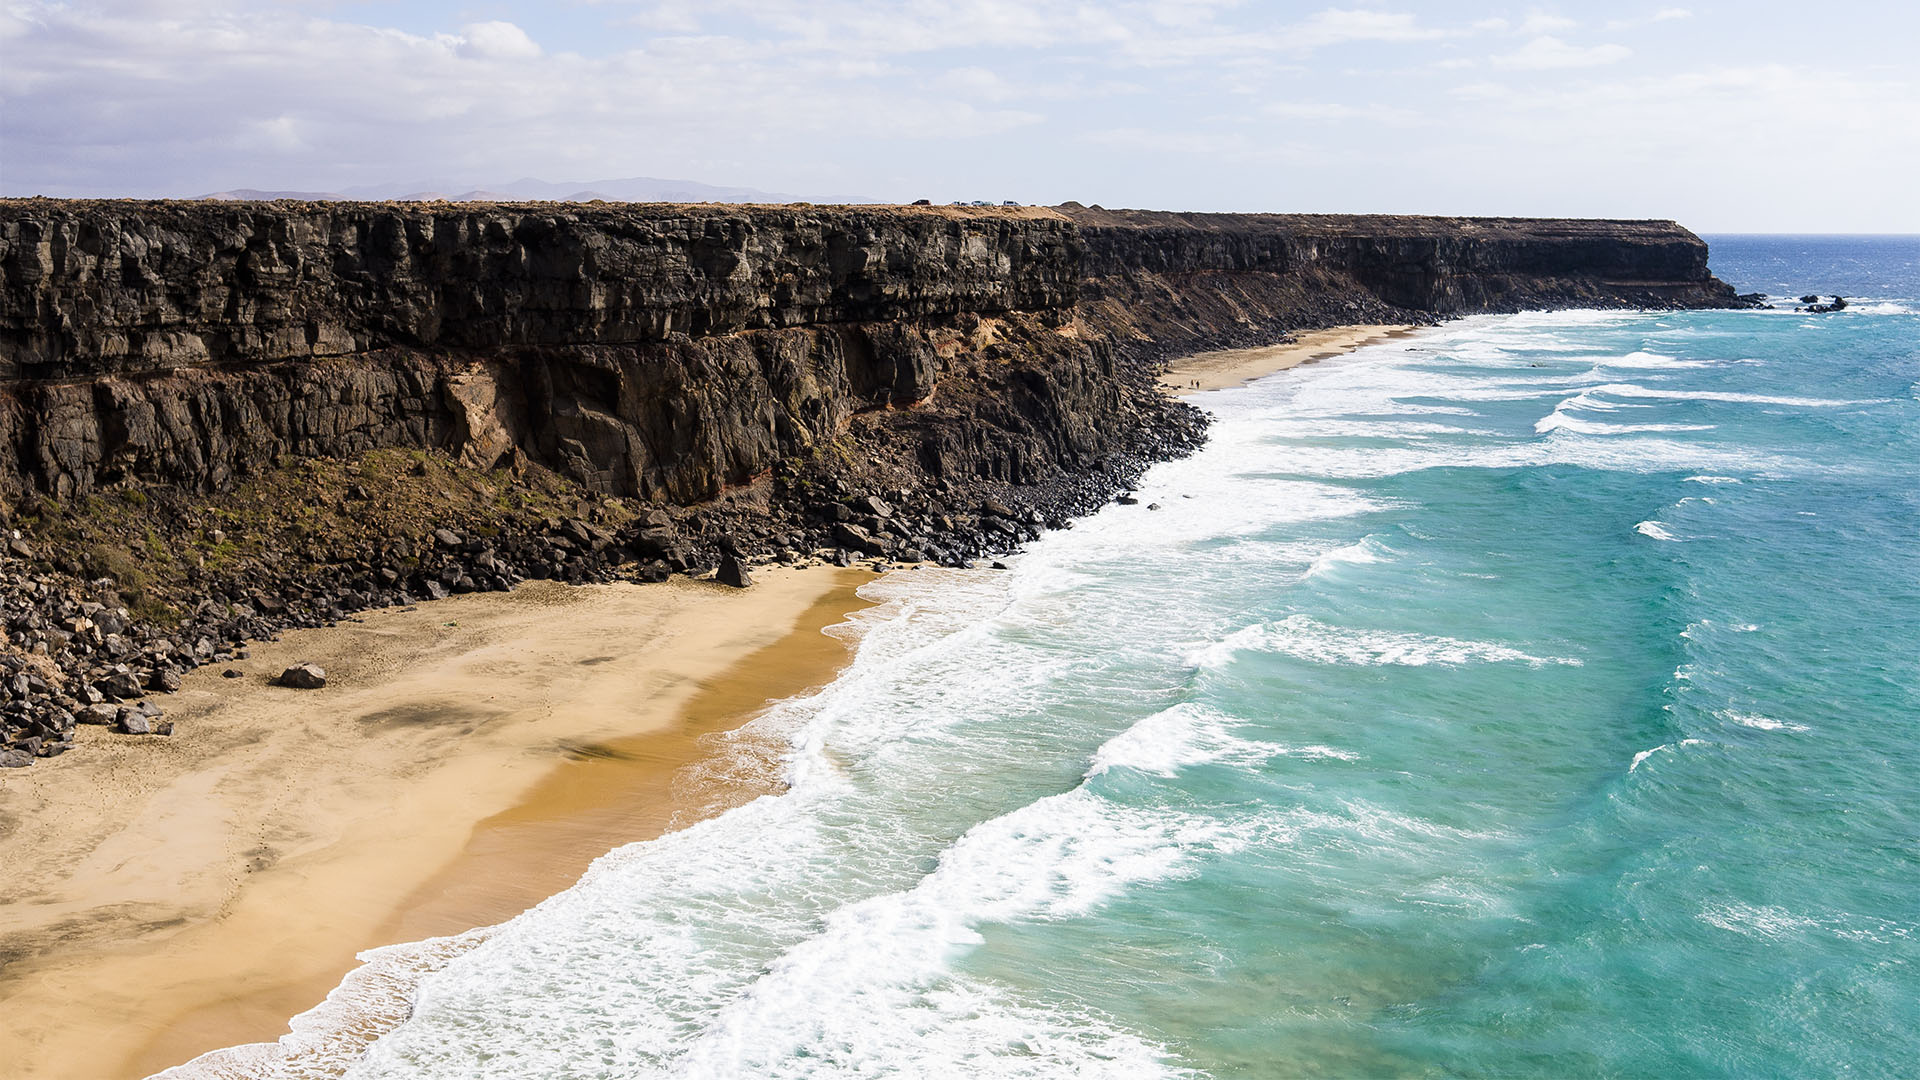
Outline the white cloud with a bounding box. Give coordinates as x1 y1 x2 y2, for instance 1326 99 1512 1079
1494 35 1631 70
1286 8 1449 49
456 21 542 60
3 0 1916 229
0 2 1046 196
1265 101 1419 124
1448 81 1512 101
1079 125 1318 164
1606 7 1694 30
1519 12 1579 34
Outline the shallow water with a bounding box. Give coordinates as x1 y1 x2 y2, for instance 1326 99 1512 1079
172 237 1920 1078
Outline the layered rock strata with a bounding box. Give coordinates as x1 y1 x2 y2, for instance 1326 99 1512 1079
0 199 1745 764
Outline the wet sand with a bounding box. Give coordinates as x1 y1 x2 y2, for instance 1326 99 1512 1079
1161 324 1418 393
0 566 871 1080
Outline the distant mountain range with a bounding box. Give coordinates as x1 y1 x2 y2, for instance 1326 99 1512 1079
199 175 884 205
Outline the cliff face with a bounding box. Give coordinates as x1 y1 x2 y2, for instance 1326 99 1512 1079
0 200 1741 502
0 202 1078 379
0 200 1750 765
1061 208 1741 362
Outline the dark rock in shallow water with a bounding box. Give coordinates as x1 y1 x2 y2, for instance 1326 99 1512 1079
715 555 753 589
275 663 327 689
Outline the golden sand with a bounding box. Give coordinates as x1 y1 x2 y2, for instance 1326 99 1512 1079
0 566 870 1079
1160 324 1419 394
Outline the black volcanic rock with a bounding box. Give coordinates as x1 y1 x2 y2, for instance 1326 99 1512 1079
715 554 752 589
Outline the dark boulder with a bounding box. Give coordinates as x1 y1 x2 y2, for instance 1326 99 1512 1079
832 522 890 557
715 555 753 589
275 663 327 689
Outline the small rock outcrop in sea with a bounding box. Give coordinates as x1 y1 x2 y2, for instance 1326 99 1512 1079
1801 295 1849 313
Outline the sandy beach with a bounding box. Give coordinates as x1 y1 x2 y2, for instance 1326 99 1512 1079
1161 324 1418 393
0 566 870 1080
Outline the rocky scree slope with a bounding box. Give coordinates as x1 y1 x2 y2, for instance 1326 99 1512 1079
0 200 1742 765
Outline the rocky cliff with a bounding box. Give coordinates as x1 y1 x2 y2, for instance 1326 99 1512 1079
0 200 1741 505
1060 206 1743 362
0 198 1746 765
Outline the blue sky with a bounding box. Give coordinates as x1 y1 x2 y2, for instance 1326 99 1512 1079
3 1 1915 230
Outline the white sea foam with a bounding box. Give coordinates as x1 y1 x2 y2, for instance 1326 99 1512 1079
1534 406 1714 436
654 788 1220 1079
1722 710 1810 733
155 930 494 1079
1304 534 1394 578
1700 902 1914 945
1580 381 1887 409
1628 738 1708 773
1087 702 1358 778
1634 520 1679 541
1684 475 1742 484
1190 615 1580 670
1698 902 1825 938
1248 434 1801 482
1594 350 1703 369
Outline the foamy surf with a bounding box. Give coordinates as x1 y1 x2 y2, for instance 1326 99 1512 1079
1087 702 1358 778
1722 710 1811 733
1628 738 1708 773
1189 615 1580 670
160 268 1920 1078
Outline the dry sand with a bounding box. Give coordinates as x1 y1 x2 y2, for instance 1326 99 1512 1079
0 566 870 1080
1161 324 1418 393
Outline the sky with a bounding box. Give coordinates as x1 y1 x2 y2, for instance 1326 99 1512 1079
2 1 1915 231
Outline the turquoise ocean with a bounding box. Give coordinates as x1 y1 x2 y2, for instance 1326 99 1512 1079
175 236 1920 1079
